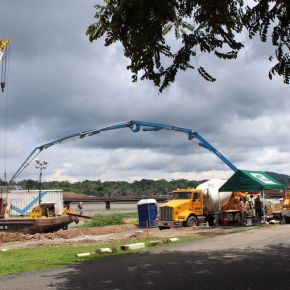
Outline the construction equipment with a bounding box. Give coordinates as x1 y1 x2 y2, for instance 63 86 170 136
10 120 237 182
0 189 81 234
158 178 251 229
278 191 290 223
0 39 10 92
0 201 79 234
6 120 238 233
0 39 9 62
255 192 290 223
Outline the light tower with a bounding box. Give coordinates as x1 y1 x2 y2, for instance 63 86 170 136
35 159 48 205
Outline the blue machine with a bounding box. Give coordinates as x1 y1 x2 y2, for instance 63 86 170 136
10 120 238 181
137 199 158 228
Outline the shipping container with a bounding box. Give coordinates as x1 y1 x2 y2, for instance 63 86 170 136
4 190 63 216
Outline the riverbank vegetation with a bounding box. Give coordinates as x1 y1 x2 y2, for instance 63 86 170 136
5 178 202 197
84 213 124 227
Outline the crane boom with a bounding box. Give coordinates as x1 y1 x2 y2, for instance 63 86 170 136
0 39 10 93
0 39 10 62
10 120 238 182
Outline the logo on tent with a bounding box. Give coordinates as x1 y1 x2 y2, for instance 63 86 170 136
250 173 276 185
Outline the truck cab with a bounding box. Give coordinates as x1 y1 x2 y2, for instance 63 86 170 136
158 188 204 229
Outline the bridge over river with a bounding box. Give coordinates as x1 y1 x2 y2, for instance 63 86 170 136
63 193 169 210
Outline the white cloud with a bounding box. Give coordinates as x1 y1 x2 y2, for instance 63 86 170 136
0 0 289 183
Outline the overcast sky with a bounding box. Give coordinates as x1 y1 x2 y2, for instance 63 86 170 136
0 0 289 183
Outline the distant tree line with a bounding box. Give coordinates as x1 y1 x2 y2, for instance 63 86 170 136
15 179 205 197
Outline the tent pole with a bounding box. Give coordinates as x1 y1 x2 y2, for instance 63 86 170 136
262 190 266 223
218 189 221 212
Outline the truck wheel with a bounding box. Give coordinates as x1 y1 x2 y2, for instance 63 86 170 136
235 213 242 224
158 226 170 230
227 213 234 222
186 216 198 227
284 216 290 224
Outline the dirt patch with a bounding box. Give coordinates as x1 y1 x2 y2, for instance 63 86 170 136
0 224 135 244
0 225 253 250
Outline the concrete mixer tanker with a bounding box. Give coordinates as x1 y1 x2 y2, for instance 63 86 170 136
158 178 244 229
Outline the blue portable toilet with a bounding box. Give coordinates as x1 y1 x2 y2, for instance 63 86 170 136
137 199 158 228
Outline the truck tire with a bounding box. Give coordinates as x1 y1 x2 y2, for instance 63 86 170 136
186 216 198 227
284 216 290 224
235 213 242 224
158 226 170 230
227 213 234 222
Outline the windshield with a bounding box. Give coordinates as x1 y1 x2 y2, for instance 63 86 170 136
173 192 192 200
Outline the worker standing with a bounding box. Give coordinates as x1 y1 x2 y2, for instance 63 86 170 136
77 202 84 215
254 195 263 222
246 192 252 209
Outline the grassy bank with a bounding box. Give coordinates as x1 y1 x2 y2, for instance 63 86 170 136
84 213 124 227
84 212 139 227
0 236 201 276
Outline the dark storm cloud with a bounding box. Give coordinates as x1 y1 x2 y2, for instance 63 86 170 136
0 0 289 181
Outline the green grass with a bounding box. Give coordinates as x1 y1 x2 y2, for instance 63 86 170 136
84 213 124 227
0 236 200 276
120 212 138 219
84 212 139 227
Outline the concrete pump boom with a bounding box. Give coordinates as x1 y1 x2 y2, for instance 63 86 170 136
10 120 238 182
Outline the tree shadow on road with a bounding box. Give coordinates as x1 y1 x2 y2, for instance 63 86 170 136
44 244 290 290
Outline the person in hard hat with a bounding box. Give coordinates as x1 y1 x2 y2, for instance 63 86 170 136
77 202 83 215
246 192 252 209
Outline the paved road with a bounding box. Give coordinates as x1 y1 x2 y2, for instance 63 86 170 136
2 225 290 290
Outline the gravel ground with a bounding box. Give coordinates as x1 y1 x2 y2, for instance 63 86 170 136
1 223 253 249
1 224 290 290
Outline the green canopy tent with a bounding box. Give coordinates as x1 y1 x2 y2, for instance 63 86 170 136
219 169 286 223
219 170 286 192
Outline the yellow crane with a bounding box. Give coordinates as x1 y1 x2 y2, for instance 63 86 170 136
0 39 10 92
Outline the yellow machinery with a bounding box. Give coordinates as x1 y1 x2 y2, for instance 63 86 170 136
0 39 10 61
283 192 290 210
281 192 290 223
29 203 57 219
0 39 10 92
158 187 246 229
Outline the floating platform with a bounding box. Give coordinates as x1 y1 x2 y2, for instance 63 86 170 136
0 215 79 234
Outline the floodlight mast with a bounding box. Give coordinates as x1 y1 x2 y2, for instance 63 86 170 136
35 159 48 205
9 120 238 182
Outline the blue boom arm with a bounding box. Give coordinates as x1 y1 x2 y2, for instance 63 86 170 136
9 120 238 182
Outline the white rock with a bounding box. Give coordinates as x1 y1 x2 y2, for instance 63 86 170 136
121 243 145 251
76 252 91 257
167 238 180 242
97 248 112 253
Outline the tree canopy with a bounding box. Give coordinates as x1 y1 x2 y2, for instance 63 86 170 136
87 0 289 91
18 178 200 196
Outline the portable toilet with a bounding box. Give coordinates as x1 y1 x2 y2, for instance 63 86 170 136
137 199 158 228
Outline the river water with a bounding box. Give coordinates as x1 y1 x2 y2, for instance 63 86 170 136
70 201 165 216
71 202 136 216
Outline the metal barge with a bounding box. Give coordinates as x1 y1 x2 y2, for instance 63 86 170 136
0 215 78 234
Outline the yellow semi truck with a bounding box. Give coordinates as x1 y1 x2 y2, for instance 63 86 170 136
158 179 246 229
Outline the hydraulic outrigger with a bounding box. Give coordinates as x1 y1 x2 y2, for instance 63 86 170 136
10 120 238 182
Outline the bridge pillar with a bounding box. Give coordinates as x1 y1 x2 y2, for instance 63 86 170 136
105 201 110 210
